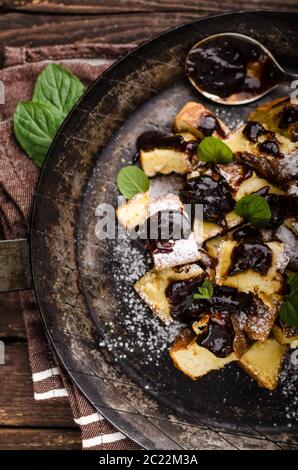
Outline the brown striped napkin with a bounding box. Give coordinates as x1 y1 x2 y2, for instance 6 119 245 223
0 43 139 450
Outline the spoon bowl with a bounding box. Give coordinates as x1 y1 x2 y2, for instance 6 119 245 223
185 32 297 105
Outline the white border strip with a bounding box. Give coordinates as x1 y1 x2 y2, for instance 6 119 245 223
34 388 68 400
74 412 103 426
32 367 60 382
82 432 125 449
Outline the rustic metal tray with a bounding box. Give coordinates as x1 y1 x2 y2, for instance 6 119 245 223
28 11 298 449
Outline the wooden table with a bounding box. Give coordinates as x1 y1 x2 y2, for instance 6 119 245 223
0 0 297 451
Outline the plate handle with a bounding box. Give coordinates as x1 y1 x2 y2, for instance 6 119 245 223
0 239 33 292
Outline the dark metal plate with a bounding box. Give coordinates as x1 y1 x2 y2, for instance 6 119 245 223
31 11 298 449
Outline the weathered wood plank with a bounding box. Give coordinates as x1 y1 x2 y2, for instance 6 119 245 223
0 292 26 338
0 239 32 293
0 428 81 450
0 12 193 48
0 5 297 50
0 1 296 451
2 0 298 14
0 342 77 427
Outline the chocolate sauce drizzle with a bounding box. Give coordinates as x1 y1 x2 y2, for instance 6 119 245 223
133 131 198 164
258 139 282 157
181 174 235 225
186 37 280 101
166 280 253 323
243 121 270 142
199 313 234 358
255 186 298 227
232 225 262 243
196 112 226 138
230 222 273 276
242 120 283 157
139 209 191 255
229 242 272 276
278 104 298 129
166 280 254 357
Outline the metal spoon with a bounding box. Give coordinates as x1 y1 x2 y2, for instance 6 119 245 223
185 32 298 105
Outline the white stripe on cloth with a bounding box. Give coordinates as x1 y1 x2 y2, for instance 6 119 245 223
82 432 125 449
74 412 103 426
34 388 69 400
32 367 60 382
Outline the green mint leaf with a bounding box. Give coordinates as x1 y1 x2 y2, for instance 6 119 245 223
13 64 84 167
280 300 298 328
197 136 233 164
286 271 298 295
33 64 85 116
199 287 209 296
203 280 213 297
117 166 150 199
235 194 271 228
279 271 298 328
193 279 213 300
13 101 63 167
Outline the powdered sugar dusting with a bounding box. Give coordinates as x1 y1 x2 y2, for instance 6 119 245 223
89 88 297 427
276 224 298 270
149 193 181 215
279 149 298 179
236 310 248 330
149 174 183 198
100 234 181 367
280 353 298 422
214 107 243 130
153 233 200 271
246 299 274 341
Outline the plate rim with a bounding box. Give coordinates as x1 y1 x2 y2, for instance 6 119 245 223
30 10 298 449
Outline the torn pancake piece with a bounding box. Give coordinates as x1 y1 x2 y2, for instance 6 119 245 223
239 337 288 391
173 101 228 140
170 330 236 380
118 192 201 270
224 98 298 191
273 324 298 347
134 263 204 324
186 165 283 244
215 240 287 297
137 130 195 177
116 192 150 230
240 292 280 342
145 194 201 270
249 97 298 143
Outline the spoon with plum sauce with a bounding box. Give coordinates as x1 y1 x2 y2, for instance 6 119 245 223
185 32 298 105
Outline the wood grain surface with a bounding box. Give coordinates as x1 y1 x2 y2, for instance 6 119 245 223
0 1 297 48
1 0 298 14
1 342 76 427
0 429 81 450
0 293 80 448
0 292 25 338
0 0 297 451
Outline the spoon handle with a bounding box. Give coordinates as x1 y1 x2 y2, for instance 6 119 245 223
277 70 298 102
281 70 298 83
